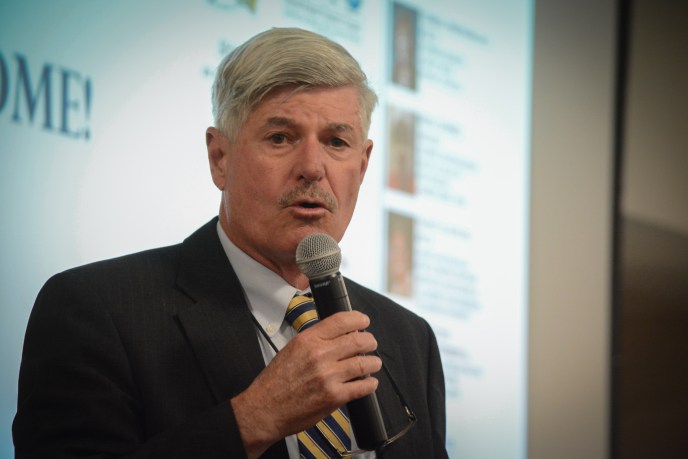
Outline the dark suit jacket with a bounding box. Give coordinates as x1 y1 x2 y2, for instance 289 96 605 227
13 218 447 458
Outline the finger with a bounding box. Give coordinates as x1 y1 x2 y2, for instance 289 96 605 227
340 374 380 402
300 367 381 413
336 354 383 382
284 331 377 384
312 311 370 338
326 330 378 361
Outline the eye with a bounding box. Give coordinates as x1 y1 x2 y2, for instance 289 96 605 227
329 137 348 148
268 133 289 144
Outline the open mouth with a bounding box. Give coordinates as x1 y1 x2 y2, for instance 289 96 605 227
299 201 321 209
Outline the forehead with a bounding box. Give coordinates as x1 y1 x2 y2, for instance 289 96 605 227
248 85 363 131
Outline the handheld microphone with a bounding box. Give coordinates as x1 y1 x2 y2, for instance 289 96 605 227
296 233 388 451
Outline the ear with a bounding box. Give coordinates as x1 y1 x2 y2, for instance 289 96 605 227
359 139 373 184
206 127 229 190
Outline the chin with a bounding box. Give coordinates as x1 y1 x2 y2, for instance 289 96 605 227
287 225 336 249
290 227 323 244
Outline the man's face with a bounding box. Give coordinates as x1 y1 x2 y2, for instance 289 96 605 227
207 85 372 274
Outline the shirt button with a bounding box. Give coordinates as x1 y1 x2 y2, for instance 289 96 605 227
265 324 276 334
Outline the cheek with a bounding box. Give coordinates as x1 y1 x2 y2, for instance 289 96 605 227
346 164 366 194
333 172 364 212
230 160 283 206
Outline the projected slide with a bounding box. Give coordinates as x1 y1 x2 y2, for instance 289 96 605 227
0 1 532 457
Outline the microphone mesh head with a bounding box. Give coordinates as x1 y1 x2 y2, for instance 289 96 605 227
296 233 342 279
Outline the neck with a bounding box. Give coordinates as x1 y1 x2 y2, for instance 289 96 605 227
281 269 311 291
218 216 310 290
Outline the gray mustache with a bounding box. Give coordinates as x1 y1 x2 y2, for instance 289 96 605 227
278 185 338 211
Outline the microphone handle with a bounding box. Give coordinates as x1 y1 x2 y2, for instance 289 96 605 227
309 272 388 451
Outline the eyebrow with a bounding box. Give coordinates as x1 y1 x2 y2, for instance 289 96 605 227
264 117 296 130
263 117 355 134
329 123 354 134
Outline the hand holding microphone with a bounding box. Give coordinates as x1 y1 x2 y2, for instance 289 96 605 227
231 233 387 457
296 233 389 451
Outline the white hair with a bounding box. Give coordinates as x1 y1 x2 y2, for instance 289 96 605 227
211 27 378 140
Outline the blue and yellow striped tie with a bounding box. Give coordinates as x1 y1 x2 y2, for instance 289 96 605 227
286 294 353 459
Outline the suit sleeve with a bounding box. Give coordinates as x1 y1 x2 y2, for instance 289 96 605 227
423 319 449 458
12 272 248 459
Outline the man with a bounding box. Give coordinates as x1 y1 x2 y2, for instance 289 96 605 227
13 28 447 458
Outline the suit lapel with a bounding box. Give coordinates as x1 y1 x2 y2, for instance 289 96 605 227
347 281 416 458
174 219 266 403
173 219 289 458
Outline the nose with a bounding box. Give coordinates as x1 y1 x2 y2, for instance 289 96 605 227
296 135 325 183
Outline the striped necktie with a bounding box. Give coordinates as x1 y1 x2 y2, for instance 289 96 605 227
286 294 353 459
